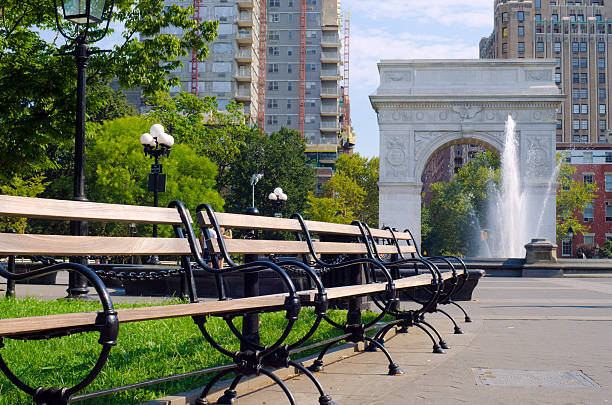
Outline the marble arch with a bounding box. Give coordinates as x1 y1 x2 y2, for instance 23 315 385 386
370 60 564 247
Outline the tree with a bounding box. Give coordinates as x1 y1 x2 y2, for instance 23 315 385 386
421 151 500 256
0 0 217 182
224 127 315 216
308 153 379 225
0 173 48 233
86 116 224 236
556 153 598 242
304 193 356 225
148 92 257 193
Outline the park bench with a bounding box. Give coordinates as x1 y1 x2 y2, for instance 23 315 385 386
0 195 450 405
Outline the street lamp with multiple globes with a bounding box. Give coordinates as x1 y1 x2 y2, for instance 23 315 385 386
140 124 174 263
268 187 288 218
53 0 115 298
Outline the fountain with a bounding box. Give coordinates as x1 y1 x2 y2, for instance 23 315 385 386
481 116 559 258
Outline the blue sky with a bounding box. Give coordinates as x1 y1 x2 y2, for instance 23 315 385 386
345 0 494 158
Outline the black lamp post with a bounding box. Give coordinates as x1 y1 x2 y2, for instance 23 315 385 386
54 0 115 298
268 187 287 218
140 124 174 264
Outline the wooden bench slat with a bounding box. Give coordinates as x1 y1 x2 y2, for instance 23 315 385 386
0 234 415 256
198 212 412 240
0 195 188 225
0 273 436 337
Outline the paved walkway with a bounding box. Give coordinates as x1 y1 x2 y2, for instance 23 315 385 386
207 277 612 405
2 276 612 404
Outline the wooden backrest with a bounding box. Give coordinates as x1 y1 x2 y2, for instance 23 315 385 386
197 211 417 257
0 195 192 257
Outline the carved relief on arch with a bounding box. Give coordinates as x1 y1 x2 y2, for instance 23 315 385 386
383 135 410 180
525 136 551 179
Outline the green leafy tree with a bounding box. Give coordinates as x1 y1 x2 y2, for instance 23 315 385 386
0 173 48 233
148 92 257 193
556 153 598 242
422 151 500 256
0 0 217 182
304 193 356 224
224 127 315 216
86 116 223 236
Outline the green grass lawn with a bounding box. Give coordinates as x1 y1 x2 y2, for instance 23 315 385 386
0 298 382 404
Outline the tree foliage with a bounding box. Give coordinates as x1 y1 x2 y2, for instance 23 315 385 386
308 153 379 225
148 92 257 193
422 151 500 256
86 116 223 236
0 173 48 233
224 127 315 217
556 153 598 242
0 0 217 182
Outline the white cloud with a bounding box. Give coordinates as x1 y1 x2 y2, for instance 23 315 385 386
346 0 493 28
349 27 479 91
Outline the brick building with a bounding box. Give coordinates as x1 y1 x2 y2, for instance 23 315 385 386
557 143 612 256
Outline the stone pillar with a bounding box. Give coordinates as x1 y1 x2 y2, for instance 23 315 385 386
522 238 562 277
379 182 422 245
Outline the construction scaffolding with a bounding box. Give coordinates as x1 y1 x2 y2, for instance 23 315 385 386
342 11 350 138
257 0 268 130
190 0 201 96
298 0 307 138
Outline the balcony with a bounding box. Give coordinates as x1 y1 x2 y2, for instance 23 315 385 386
235 49 252 63
320 105 340 116
237 0 253 9
321 34 341 48
237 12 253 27
320 69 341 81
234 87 251 101
236 30 253 44
320 121 341 132
321 51 341 63
235 67 252 82
320 87 340 98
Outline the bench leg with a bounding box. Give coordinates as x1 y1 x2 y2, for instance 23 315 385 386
290 361 337 405
196 367 237 405
364 337 404 376
414 323 446 354
450 301 472 323
437 308 464 335
215 375 242 404
418 319 450 350
307 341 336 372
259 368 297 405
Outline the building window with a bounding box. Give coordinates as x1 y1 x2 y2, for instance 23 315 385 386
267 99 278 109
581 73 588 84
287 64 292 73
574 135 580 142
572 42 579 53
606 172 612 188
536 13 542 22
600 88 606 100
581 104 588 114
601 120 607 131
518 42 525 54
555 73 561 84
518 11 524 22
584 203 594 222
601 104 607 114
573 119 580 130
502 43 508 54
581 119 588 130
555 58 561 68
557 119 563 130
584 151 593 164
573 89 580 99
584 174 594 185
562 239 571 256
268 13 280 23
573 74 580 84
583 135 589 143
599 58 606 69
286 116 292 125
573 104 580 114
537 42 544 52
581 89 588 99
572 58 579 68
266 115 278 125
268 46 279 56
287 13 293 22
584 234 594 245
287 82 292 91
518 26 525 37
269 0 280 6
580 42 587 52
268 31 279 41
552 13 559 22
606 202 612 221
267 63 279 73
267 81 279 91
581 58 587 68
600 73 606 84
535 0 541 8
502 12 508 23
286 99 292 109
554 42 561 54
599 42 606 53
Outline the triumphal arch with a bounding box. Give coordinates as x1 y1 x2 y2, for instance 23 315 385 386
370 60 564 246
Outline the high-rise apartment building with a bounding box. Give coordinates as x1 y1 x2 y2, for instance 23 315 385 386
154 1 347 189
480 0 612 144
